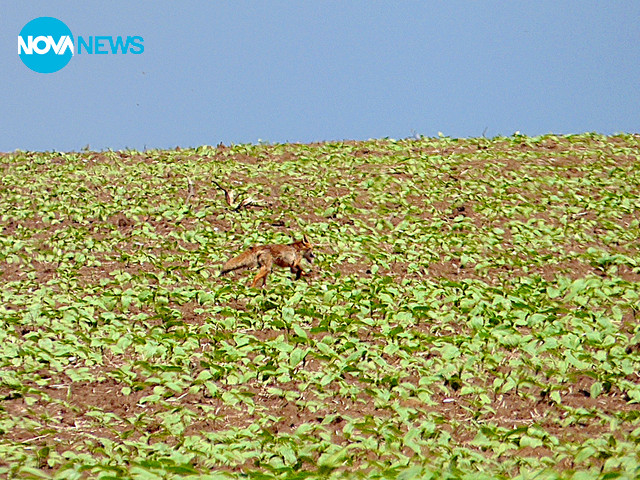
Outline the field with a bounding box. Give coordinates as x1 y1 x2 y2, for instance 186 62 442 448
0 133 639 479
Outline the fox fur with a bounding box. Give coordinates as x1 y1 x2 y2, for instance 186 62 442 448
220 235 314 288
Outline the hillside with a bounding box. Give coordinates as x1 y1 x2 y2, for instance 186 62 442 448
1 133 639 479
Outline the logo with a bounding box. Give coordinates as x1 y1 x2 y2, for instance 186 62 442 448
18 17 144 74
18 17 74 73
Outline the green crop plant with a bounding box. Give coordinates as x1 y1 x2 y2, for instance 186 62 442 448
0 134 639 479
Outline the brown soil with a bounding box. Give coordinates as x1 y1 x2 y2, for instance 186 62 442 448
1 138 639 474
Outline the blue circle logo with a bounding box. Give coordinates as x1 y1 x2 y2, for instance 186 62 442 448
18 17 74 73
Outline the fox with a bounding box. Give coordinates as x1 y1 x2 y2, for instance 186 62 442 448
219 235 314 288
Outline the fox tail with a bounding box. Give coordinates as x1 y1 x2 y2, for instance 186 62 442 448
219 249 256 276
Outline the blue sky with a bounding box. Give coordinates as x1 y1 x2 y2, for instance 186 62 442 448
2 2 639 151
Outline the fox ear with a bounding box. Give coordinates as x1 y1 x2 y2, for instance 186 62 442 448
303 234 310 245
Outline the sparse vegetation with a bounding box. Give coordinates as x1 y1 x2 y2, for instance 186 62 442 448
0 133 639 479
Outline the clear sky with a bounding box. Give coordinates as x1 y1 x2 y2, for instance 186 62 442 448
2 2 639 151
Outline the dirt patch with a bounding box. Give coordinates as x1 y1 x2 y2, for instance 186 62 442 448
1 137 639 475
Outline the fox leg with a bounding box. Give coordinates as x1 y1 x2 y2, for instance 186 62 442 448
251 266 270 288
251 252 273 288
290 262 309 280
291 265 304 280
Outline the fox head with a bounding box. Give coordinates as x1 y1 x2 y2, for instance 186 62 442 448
299 235 314 263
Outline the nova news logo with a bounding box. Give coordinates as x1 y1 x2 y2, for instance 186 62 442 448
18 17 144 73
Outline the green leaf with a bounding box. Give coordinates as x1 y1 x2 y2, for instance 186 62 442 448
590 382 602 399
292 323 308 340
289 347 308 368
574 445 597 463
